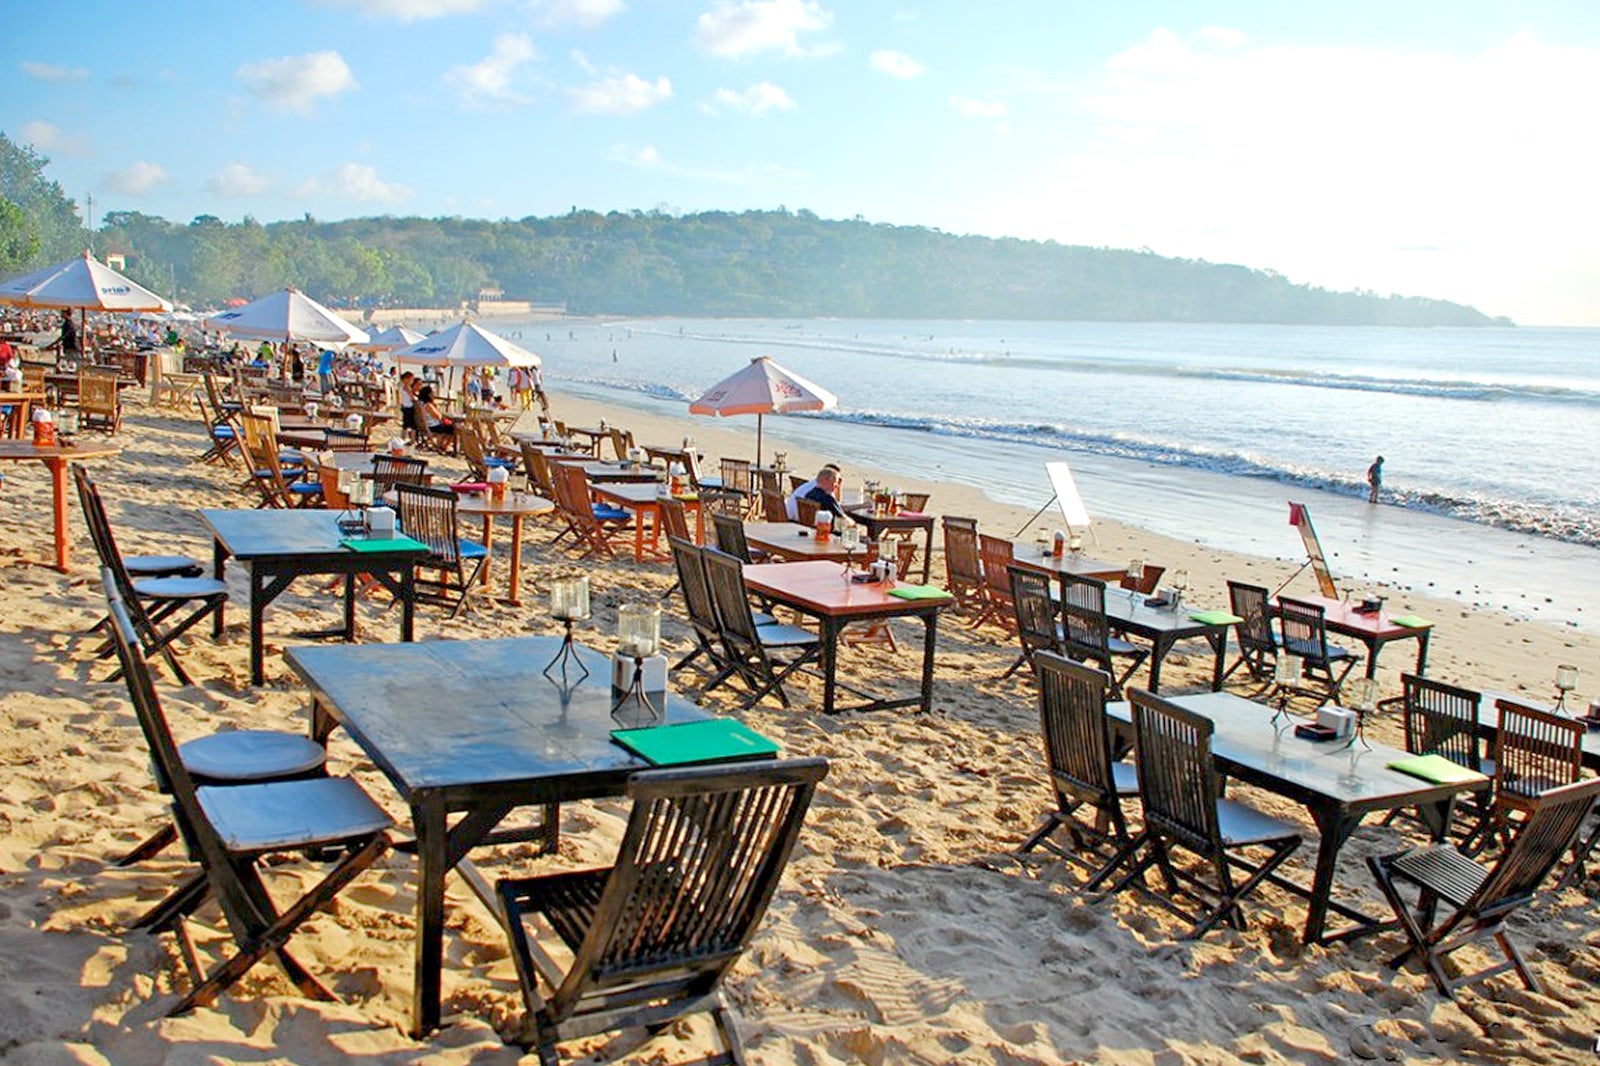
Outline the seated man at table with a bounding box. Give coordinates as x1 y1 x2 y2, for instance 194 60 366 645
786 463 851 523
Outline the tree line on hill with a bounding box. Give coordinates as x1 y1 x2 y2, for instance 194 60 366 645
2 132 1504 327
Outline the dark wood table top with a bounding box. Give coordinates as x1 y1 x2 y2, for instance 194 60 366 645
284 636 712 795
743 559 951 619
201 508 429 561
1279 594 1434 639
844 505 935 531
1108 690 1488 810
1101 585 1231 638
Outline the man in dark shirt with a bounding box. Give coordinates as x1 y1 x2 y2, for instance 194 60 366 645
786 464 848 522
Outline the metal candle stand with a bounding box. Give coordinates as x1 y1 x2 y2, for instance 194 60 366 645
543 616 590 685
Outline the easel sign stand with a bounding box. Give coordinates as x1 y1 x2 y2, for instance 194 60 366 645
1015 461 1098 544
1277 501 1341 600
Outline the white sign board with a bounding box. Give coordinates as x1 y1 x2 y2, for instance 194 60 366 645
1046 461 1092 531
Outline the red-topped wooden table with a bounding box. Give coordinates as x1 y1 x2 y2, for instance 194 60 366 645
742 559 952 714
588 481 703 562
0 440 121 571
1276 595 1434 678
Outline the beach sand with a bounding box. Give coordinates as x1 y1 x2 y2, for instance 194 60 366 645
0 384 1596 1065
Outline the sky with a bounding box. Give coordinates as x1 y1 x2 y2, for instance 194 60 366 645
5 0 1600 325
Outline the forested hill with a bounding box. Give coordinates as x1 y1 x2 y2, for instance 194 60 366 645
97 207 1499 326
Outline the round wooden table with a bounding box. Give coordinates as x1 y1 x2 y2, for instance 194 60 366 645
455 490 555 605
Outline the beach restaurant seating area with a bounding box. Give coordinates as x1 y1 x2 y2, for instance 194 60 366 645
2 355 1599 1065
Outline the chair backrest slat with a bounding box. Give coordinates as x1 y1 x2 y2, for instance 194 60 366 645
710 512 752 564
1008 565 1060 656
1493 699 1584 804
1058 572 1112 661
554 759 827 1015
1277 596 1332 663
1129 688 1224 855
370 454 429 494
669 538 719 644
702 547 761 650
394 483 463 565
658 497 691 543
1401 674 1483 769
1226 581 1274 658
1034 652 1119 807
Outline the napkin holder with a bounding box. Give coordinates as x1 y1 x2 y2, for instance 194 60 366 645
366 505 396 538
1317 706 1356 739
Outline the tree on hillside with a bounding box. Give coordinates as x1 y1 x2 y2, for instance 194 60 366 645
0 132 86 271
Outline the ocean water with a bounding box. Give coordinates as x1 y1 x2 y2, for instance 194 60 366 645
499 317 1600 633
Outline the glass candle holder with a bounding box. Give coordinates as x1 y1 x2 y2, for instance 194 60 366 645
1556 664 1579 710
549 576 591 621
348 477 374 508
1274 653 1303 689
617 602 661 658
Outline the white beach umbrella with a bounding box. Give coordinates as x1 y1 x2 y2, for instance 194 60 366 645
352 325 426 353
203 287 369 346
0 250 172 356
688 355 838 465
0 251 172 313
389 321 541 368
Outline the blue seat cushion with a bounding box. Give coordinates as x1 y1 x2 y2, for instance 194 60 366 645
592 504 630 522
485 456 515 469
212 426 236 439
289 481 322 495
458 539 489 559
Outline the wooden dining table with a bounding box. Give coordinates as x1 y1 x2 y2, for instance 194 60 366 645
454 490 555 605
286 635 715 1036
1274 595 1434 678
588 481 704 562
0 390 48 439
743 520 858 563
0 440 122 571
742 559 953 714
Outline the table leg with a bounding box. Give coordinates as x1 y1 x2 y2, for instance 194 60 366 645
1415 631 1431 676
478 516 494 587
342 566 357 638
693 501 705 546
399 565 416 642
1363 636 1380 679
46 458 69 572
411 794 447 1037
309 696 338 746
249 564 267 686
212 538 228 638
1147 634 1176 693
919 611 939 713
1303 804 1363 944
820 616 841 715
504 515 525 606
920 524 933 584
632 505 647 562
645 504 662 556
1206 629 1227 691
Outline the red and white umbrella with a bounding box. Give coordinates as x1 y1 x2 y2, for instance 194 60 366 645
688 356 837 465
203 287 369 346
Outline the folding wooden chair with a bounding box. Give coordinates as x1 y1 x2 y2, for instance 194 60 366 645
667 537 738 692
79 369 122 433
1276 596 1361 708
1058 572 1148 699
76 465 226 688
102 578 392 1017
702 548 820 709
393 483 488 618
1220 580 1278 685
1369 777 1600 1000
552 464 633 560
1463 700 1584 855
1019 653 1139 881
1098 689 1303 937
974 534 1017 631
941 516 984 616
497 758 827 1065
1003 565 1062 679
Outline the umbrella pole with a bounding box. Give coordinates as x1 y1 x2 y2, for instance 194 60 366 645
755 413 763 467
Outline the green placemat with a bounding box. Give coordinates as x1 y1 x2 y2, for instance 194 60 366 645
887 584 952 600
1189 609 1244 625
341 534 429 553
612 719 779 767
1387 753 1487 786
1391 614 1433 628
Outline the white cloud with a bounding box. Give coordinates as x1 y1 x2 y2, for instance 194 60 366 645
20 61 89 82
208 163 273 198
572 72 672 114
447 33 537 107
312 0 490 19
102 162 171 197
608 144 660 167
702 81 795 115
950 95 1006 118
869 49 923 79
536 0 626 29
693 0 833 58
965 28 1600 323
19 120 89 156
298 162 411 205
235 51 358 115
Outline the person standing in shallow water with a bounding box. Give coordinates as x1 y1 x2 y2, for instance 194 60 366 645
1367 455 1384 503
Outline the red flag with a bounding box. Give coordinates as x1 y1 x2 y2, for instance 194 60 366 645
1288 502 1305 526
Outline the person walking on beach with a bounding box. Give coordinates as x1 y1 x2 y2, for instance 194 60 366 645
1367 455 1384 504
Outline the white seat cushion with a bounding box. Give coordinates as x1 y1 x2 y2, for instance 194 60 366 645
199 776 393 852
1217 797 1301 847
180 730 327 781
131 576 228 600
757 623 817 648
